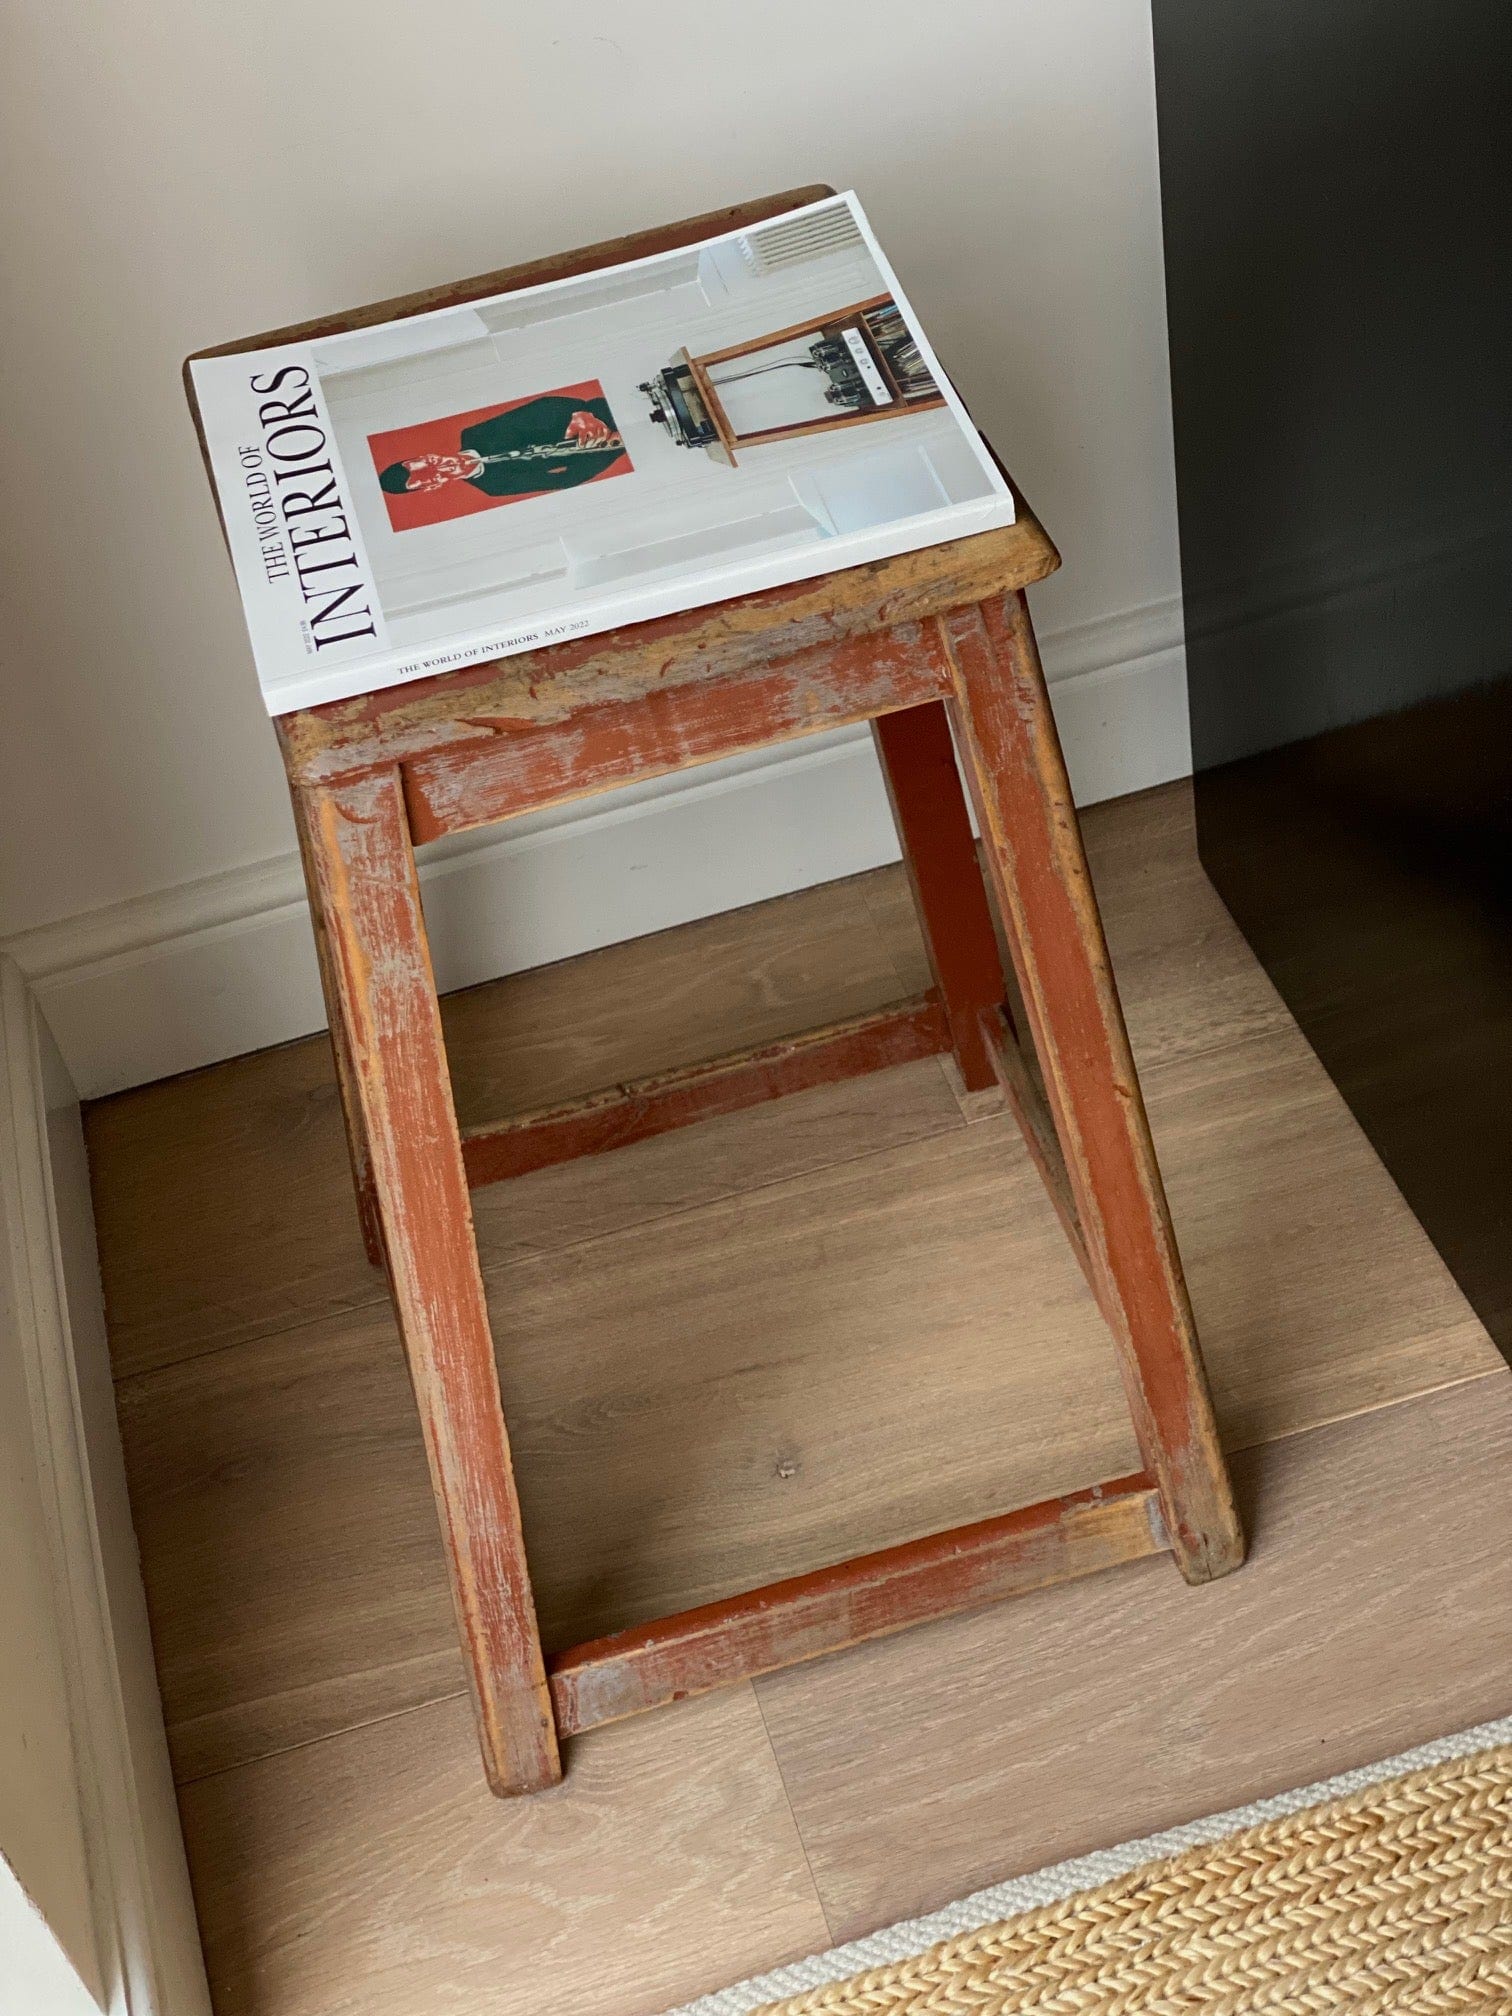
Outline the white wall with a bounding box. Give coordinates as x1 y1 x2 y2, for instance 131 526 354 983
0 961 212 2014
0 1323 102 2013
0 1867 100 2016
0 1022 103 2009
0 0 1188 1095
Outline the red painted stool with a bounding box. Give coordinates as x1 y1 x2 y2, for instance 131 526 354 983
191 191 1243 1797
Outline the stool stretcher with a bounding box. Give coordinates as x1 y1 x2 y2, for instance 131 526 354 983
459 994 950 1186
549 1472 1165 1736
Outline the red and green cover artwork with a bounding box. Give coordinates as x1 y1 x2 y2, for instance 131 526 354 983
370 380 631 530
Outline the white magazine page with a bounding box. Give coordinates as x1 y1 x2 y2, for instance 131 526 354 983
190 192 1015 714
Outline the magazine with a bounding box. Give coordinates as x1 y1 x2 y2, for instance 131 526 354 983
188 192 1015 716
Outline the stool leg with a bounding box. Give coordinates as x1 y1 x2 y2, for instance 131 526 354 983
289 785 385 1267
943 595 1243 1584
296 766 561 1795
871 702 1006 1092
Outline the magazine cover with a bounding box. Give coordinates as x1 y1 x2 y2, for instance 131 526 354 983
188 192 1015 715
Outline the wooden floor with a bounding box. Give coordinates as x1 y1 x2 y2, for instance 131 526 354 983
85 781 1512 2016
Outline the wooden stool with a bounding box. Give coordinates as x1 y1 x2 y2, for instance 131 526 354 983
197 195 1243 1798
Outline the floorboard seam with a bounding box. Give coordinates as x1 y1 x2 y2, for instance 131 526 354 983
161 1373 1506 1794
172 1685 475 1790
110 1084 970 1389
751 1678 839 1946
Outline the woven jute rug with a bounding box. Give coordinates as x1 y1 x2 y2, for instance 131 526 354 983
665 1717 1512 2016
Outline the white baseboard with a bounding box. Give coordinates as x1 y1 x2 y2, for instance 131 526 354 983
7 600 1189 1098
0 958 212 2014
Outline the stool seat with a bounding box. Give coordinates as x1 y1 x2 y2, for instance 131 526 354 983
277 509 1060 790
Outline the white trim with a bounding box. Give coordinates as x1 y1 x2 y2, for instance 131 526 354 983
4 598 1187 1097
0 956 212 2016
662 1714 1512 2016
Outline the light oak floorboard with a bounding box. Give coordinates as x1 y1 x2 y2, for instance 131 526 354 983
85 869 947 1380
83 784 1262 1382
178 1683 830 2016
469 1054 962 1277
92 778 1511 2015
85 1032 381 1380
170 1377 1512 2016
119 1002 1494 1783
121 1112 1115 1783
108 781 1497 1783
439 868 908 1124
1145 1023 1491 1446
753 1372 1512 1943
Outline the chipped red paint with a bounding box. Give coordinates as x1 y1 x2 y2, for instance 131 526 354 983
945 596 1243 1585
462 996 950 1187
549 1472 1164 1735
401 621 955 842
287 786 386 1267
297 768 561 1795
273 517 1059 790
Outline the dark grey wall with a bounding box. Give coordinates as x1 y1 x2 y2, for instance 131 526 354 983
1156 0 1511 760
1154 0 1512 1357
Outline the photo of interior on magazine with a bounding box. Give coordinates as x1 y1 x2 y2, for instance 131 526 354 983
319 202 1000 650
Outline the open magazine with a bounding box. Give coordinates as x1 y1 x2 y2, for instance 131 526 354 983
188 192 1015 715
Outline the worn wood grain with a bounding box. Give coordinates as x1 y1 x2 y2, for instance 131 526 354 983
947 597 1241 1583
864 782 1294 1081
178 1683 830 2016
979 1003 1098 1300
401 619 953 842
440 869 922 1130
179 180 1377 1810
754 1372 1512 1942
84 791 1223 1388
459 995 948 1186
298 765 557 1795
83 787 1264 1390
276 515 1057 786
381 569 1231 1775
549 1475 1162 1736
287 782 385 1265
95 761 1512 2005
